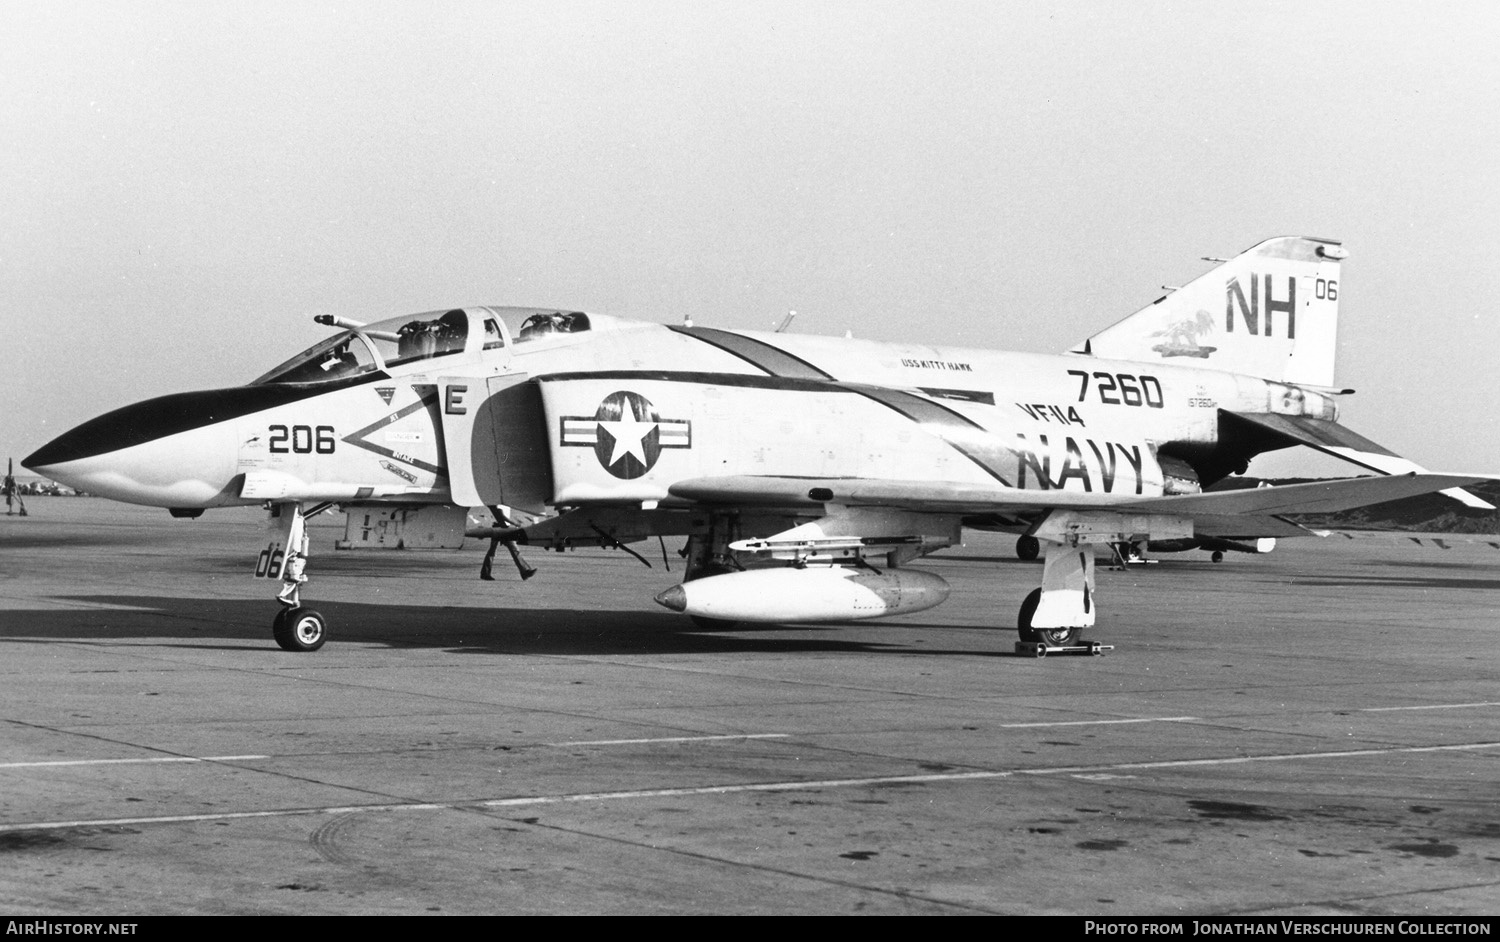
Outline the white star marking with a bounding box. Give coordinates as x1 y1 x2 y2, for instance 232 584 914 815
597 412 657 467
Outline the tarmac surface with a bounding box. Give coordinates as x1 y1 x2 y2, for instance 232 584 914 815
1 498 1497 915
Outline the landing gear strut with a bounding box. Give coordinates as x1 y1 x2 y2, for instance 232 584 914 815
1010 510 1191 657
1013 540 1095 640
268 501 335 652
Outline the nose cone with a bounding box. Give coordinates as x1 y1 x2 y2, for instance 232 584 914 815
25 405 146 471
654 584 688 612
25 388 258 507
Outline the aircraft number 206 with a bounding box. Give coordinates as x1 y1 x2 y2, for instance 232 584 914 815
268 424 336 454
1066 370 1164 409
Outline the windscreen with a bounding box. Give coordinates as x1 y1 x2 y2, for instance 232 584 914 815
251 331 381 385
253 309 472 385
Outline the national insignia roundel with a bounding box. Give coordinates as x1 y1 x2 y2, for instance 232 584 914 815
559 391 692 479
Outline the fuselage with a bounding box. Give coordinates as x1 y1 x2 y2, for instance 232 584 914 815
25 306 1340 512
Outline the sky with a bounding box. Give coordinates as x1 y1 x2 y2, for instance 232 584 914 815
3 0 1497 476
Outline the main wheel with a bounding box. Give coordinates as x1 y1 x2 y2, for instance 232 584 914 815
1015 536 1040 561
1016 588 1080 646
1036 624 1081 646
273 607 328 652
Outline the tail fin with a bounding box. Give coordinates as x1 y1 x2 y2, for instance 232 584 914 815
1070 236 1345 386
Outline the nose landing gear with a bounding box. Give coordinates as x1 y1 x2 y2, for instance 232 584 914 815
266 501 335 652
273 606 327 652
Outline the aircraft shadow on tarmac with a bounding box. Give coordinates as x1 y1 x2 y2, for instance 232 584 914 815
0 594 997 659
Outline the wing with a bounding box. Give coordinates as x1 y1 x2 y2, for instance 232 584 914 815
667 471 1492 526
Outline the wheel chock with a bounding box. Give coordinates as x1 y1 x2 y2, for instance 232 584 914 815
1014 640 1113 658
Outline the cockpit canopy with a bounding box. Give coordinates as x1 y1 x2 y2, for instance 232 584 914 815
252 307 593 385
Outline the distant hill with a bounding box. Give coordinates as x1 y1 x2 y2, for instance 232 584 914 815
1209 478 1500 534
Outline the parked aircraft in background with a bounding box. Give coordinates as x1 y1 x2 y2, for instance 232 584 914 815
26 236 1490 651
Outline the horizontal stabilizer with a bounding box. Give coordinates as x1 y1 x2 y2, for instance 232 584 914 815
1226 412 1495 510
1131 473 1493 517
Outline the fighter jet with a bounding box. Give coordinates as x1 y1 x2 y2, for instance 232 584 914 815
26 236 1491 652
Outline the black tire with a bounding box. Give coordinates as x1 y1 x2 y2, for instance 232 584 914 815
273 607 327 652
1211 550 1225 563
1016 587 1080 646
1015 536 1040 561
1016 587 1042 642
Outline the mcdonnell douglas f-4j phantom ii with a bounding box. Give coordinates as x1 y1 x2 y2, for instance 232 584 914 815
25 236 1493 651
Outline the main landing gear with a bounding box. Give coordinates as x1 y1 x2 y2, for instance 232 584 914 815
1013 579 1113 657
1012 528 1113 657
267 501 334 652
1008 508 1193 658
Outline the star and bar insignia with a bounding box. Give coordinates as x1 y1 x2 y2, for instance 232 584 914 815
561 390 691 479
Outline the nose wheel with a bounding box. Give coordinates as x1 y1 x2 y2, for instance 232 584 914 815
273 607 328 652
264 501 336 652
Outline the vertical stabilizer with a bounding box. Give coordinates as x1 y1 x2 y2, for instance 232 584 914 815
1071 236 1345 386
